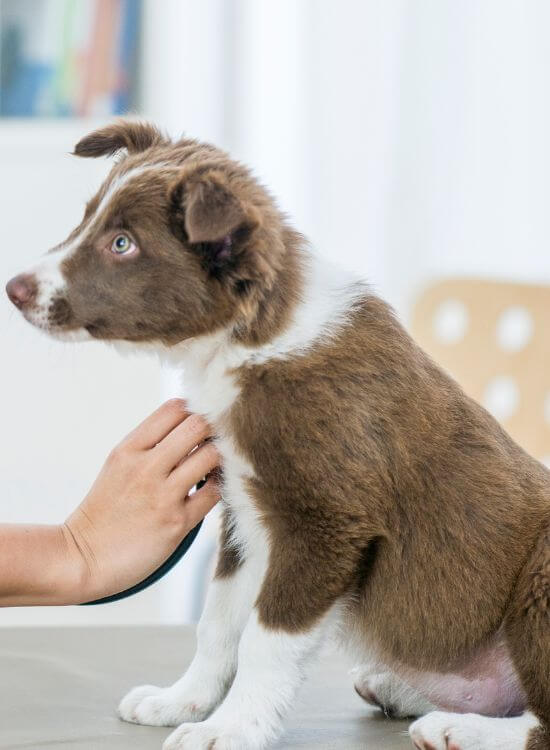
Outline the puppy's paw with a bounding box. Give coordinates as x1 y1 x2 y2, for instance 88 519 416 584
163 720 269 750
353 670 434 719
118 684 211 727
409 711 536 750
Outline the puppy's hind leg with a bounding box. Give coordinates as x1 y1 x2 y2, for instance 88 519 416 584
411 525 550 750
410 711 540 750
353 668 436 718
504 526 550 749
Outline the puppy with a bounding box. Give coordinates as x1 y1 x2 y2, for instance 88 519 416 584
6 121 549 750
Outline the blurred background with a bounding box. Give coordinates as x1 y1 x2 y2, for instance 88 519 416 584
1 0 550 626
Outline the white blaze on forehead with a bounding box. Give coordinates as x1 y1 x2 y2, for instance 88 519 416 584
56 160 170 261
26 161 171 324
90 161 168 230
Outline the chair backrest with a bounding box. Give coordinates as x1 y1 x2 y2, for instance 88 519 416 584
411 278 550 464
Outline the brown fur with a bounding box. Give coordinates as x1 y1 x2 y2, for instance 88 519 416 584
8 121 550 741
507 526 550 742
73 119 168 157
230 298 549 663
215 508 244 579
528 727 550 749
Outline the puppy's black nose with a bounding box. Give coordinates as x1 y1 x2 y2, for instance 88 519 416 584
5 273 38 309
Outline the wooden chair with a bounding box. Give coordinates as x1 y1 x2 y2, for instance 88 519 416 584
411 279 550 464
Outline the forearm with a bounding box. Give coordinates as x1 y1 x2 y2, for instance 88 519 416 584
0 524 87 606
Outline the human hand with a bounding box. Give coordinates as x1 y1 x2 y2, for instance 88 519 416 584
62 399 220 603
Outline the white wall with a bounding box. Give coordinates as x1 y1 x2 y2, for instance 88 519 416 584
224 0 550 320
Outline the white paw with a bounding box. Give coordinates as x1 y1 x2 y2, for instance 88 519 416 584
409 710 537 750
353 670 435 719
118 684 212 727
163 720 269 750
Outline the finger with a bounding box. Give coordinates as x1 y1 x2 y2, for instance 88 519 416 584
124 399 190 450
156 414 215 473
183 477 221 527
169 440 220 488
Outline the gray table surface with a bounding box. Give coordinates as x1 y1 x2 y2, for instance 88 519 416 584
0 626 412 749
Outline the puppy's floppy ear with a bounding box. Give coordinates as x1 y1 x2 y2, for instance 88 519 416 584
171 169 283 307
73 120 166 158
173 170 256 244
170 170 262 285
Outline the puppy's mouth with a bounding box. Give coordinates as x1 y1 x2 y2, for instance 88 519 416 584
13 292 93 343
6 273 118 343
84 320 114 339
48 296 74 327
48 296 112 340
7 278 162 345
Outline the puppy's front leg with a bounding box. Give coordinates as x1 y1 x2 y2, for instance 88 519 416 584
163 527 353 750
119 512 261 727
163 609 329 750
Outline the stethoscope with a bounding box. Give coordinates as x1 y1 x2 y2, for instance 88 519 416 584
81 479 205 606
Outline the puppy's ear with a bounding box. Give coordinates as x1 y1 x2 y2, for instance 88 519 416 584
73 121 166 158
170 171 260 276
171 170 284 310
173 170 255 244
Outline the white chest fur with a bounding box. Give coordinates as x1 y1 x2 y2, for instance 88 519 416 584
165 334 268 562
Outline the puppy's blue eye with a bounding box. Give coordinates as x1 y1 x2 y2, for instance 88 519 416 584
111 233 136 255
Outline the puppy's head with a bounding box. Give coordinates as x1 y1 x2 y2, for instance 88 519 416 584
6 121 289 346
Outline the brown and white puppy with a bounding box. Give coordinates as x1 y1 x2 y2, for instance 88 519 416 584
6 121 550 750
